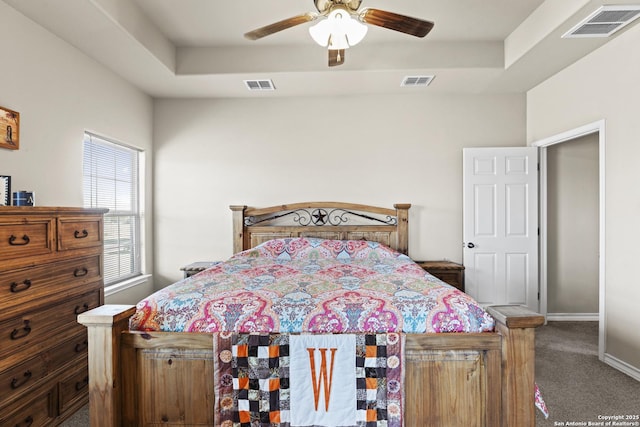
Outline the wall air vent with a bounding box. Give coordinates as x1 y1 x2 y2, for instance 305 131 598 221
563 5 640 38
244 79 275 91
401 75 435 87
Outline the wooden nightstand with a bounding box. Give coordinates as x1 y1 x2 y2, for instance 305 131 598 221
180 261 221 278
415 260 465 292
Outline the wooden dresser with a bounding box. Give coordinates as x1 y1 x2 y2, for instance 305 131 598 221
0 207 107 426
415 260 465 292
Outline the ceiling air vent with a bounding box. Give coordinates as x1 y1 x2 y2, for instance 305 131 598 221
244 79 275 91
563 5 640 38
401 75 435 87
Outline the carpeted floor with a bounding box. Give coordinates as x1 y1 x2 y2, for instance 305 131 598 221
60 403 89 426
61 321 640 426
535 321 640 426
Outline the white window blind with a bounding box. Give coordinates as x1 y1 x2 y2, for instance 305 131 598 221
83 132 141 286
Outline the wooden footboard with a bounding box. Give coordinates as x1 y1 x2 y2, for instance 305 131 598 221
79 304 542 427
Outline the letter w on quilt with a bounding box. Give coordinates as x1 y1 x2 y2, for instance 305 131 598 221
213 333 405 427
305 346 338 412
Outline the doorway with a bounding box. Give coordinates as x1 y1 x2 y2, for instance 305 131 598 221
534 120 606 361
546 134 599 318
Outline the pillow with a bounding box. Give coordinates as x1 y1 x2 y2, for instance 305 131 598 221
243 237 402 261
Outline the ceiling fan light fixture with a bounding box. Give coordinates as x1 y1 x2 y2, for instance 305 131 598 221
309 8 368 49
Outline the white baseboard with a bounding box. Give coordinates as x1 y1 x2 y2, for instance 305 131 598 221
546 313 599 321
604 353 640 382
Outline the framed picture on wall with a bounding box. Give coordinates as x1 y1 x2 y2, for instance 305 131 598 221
0 106 20 150
0 175 10 206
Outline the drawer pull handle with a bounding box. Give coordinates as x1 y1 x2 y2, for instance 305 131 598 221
74 229 89 239
75 340 88 353
10 280 32 293
74 303 90 315
75 376 89 391
8 234 30 246
10 370 32 389
73 267 89 277
16 416 33 427
10 320 31 340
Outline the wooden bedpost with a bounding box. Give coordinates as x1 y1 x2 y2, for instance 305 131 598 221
230 205 247 254
394 203 411 255
487 305 544 427
78 305 136 427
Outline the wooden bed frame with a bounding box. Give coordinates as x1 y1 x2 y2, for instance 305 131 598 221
79 202 543 427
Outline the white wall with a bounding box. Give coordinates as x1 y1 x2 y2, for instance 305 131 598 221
528 24 640 370
547 134 599 314
0 1 155 304
153 94 526 287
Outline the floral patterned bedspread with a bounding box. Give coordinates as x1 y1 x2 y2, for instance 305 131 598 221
130 238 495 334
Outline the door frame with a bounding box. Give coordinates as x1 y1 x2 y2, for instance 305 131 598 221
533 119 606 361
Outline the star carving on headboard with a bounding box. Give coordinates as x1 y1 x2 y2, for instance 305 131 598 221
311 209 328 225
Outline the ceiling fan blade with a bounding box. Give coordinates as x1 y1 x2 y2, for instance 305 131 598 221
244 13 317 40
328 49 345 67
360 8 434 38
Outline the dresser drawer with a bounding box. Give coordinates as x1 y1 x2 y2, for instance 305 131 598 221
0 255 102 318
57 216 103 251
0 290 100 364
0 217 55 261
0 352 49 408
58 361 89 414
47 331 89 371
0 384 56 427
0 331 88 409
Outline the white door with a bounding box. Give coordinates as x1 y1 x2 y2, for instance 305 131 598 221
463 147 539 312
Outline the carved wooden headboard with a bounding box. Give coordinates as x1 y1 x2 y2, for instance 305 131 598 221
230 202 410 255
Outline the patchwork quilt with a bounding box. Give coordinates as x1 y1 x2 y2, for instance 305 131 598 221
213 333 404 427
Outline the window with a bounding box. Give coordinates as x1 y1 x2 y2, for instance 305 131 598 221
83 132 142 286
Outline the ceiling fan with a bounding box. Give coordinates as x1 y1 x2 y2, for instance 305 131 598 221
244 0 434 67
